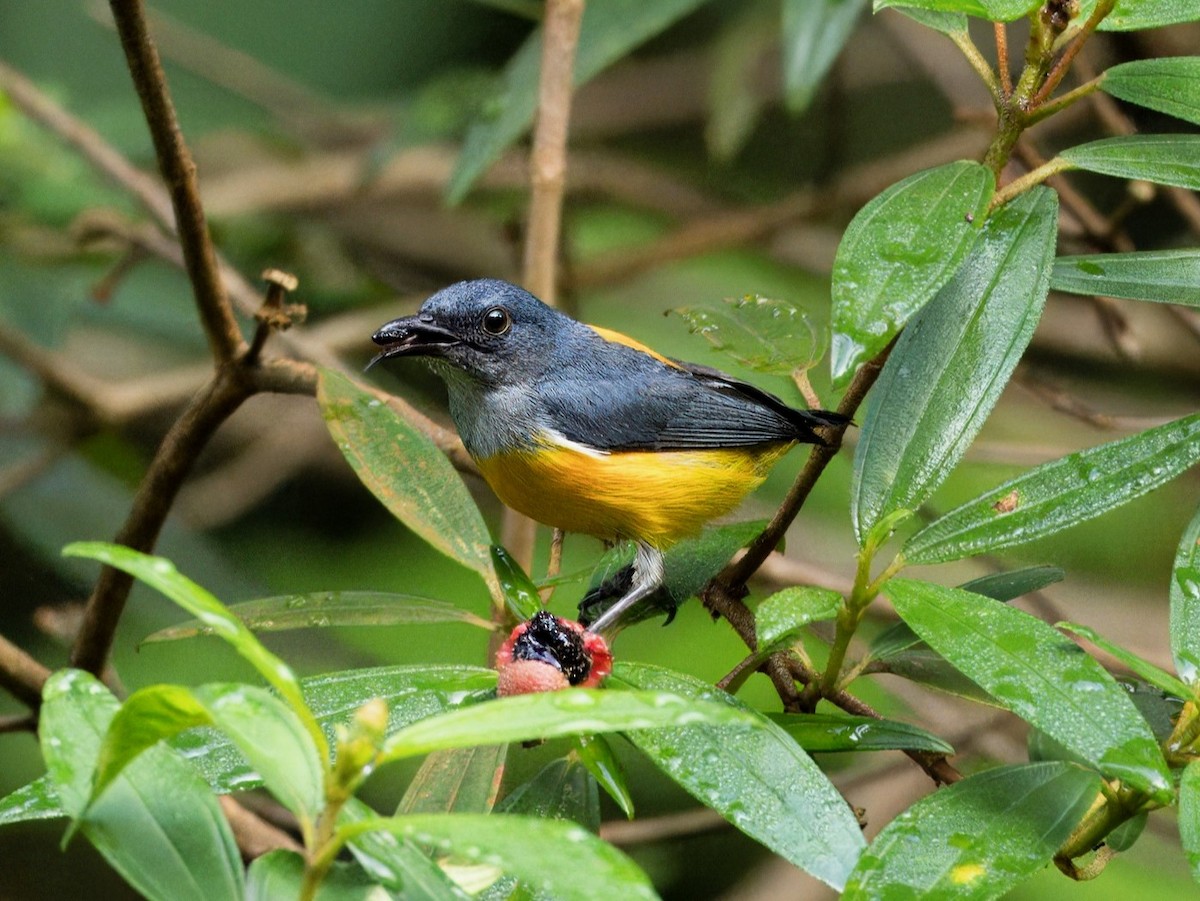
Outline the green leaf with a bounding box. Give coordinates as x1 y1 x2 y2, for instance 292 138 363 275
843 762 1100 899
1180 761 1200 883
176 665 497 796
1106 810 1148 852
874 0 1039 23
767 712 953 754
491 545 542 621
319 368 496 590
1057 622 1192 700
1103 57 1200 126
448 0 711 203
1171 505 1200 686
498 756 601 832
904 412 1200 564
889 5 969 33
246 850 380 901
852 187 1057 543
398 744 508 815
1094 0 1200 31
571 734 635 819
40 670 243 901
958 564 1065 601
144 591 494 642
613 662 865 891
341 798 472 900
91 683 324 827
830 160 994 386
1051 250 1200 305
886 579 1172 798
342 814 658 901
62 542 327 760
379 688 756 766
673 296 824 376
757 586 843 647
782 0 868 113
1061 135 1200 191
0 776 65 826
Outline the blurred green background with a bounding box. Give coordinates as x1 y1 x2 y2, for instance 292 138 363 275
1 2 1198 898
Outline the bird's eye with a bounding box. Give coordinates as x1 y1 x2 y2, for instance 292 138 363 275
482 307 512 336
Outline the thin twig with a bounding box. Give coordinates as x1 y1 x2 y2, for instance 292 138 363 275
107 0 244 362
0 633 52 710
0 713 38 734
1030 0 1113 109
994 22 1012 97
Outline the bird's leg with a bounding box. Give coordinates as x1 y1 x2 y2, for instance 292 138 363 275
585 543 665 635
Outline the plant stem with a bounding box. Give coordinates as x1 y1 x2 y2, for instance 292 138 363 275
991 156 1074 208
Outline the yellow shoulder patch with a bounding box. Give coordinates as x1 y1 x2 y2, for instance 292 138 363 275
587 324 682 369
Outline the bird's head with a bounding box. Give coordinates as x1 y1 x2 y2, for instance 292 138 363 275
369 279 567 386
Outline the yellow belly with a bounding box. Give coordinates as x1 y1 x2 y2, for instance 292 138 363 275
476 441 792 547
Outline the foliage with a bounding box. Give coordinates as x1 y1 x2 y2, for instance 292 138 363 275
1 1 1200 899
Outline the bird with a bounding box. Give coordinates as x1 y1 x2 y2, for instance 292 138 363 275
369 278 847 634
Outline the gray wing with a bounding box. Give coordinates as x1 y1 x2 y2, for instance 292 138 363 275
537 339 842 451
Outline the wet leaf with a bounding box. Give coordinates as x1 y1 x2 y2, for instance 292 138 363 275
89 683 324 826
571 734 635 819
1171 505 1200 686
319 368 495 590
63 542 326 759
1180 761 1200 883
1061 135 1200 191
903 412 1200 564
782 0 868 113
0 776 64 826
341 797 472 900
886 579 1172 799
843 762 1100 899
1102 57 1200 126
448 0 711 203
144 590 494 643
1051 250 1200 305
1092 0 1200 31
673 296 824 376
245 850 381 901
398 744 507 815
757 586 843 647
378 688 757 766
498 756 601 833
873 0 1039 23
1057 622 1191 700
175 665 497 796
39 670 243 901
613 662 866 891
341 814 658 901
852 187 1056 543
767 712 953 754
492 546 542 621
957 565 1065 601
830 160 993 386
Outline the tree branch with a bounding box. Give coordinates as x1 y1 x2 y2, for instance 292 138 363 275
106 0 244 362
0 632 52 710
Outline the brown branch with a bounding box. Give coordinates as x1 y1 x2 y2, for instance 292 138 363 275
0 632 52 709
0 713 38 734
107 0 243 362
219 796 304 859
523 0 584 305
70 368 252 674
994 22 1012 98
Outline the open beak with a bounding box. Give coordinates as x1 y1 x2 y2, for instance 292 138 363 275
366 316 461 370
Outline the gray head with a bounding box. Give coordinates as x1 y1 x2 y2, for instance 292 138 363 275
370 279 575 387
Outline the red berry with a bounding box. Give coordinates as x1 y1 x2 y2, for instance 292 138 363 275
495 611 612 696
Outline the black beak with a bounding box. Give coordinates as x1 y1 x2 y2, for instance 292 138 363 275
366 316 461 371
